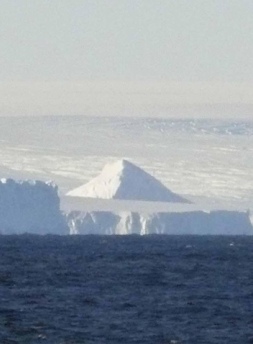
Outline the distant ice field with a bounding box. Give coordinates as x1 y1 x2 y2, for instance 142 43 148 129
0 116 252 208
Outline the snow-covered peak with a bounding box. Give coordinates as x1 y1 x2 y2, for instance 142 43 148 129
67 159 190 203
102 159 132 175
101 159 149 181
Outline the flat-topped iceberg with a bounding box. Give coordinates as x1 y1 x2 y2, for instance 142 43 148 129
67 159 190 203
66 209 253 235
0 178 67 234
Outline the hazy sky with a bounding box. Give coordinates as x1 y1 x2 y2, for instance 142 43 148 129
1 0 253 117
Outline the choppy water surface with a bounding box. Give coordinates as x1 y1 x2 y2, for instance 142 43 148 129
0 235 253 344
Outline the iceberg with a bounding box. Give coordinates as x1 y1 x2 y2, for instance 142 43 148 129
63 157 253 235
0 178 67 234
66 209 253 235
0 176 251 236
67 159 190 203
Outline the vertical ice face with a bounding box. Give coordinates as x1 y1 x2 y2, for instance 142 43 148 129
67 159 190 203
0 179 67 234
66 209 253 235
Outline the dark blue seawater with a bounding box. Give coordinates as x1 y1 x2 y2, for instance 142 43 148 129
0 235 253 344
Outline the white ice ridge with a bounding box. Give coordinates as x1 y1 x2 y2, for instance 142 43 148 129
0 178 67 234
67 159 190 203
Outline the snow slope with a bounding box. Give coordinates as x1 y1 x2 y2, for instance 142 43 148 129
67 159 190 203
0 178 67 234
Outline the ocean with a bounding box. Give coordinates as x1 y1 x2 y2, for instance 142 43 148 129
0 235 252 344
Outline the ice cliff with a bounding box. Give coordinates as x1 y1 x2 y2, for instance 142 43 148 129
0 178 67 234
67 159 190 203
66 210 253 235
0 177 251 236
64 158 252 235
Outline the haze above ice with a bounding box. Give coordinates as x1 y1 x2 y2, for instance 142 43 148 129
1 0 253 118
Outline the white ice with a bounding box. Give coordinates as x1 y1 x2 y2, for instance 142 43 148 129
67 159 190 203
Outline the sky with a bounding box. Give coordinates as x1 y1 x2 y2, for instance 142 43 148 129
1 0 253 118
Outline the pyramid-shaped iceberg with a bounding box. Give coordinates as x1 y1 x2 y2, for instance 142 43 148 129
67 159 190 203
